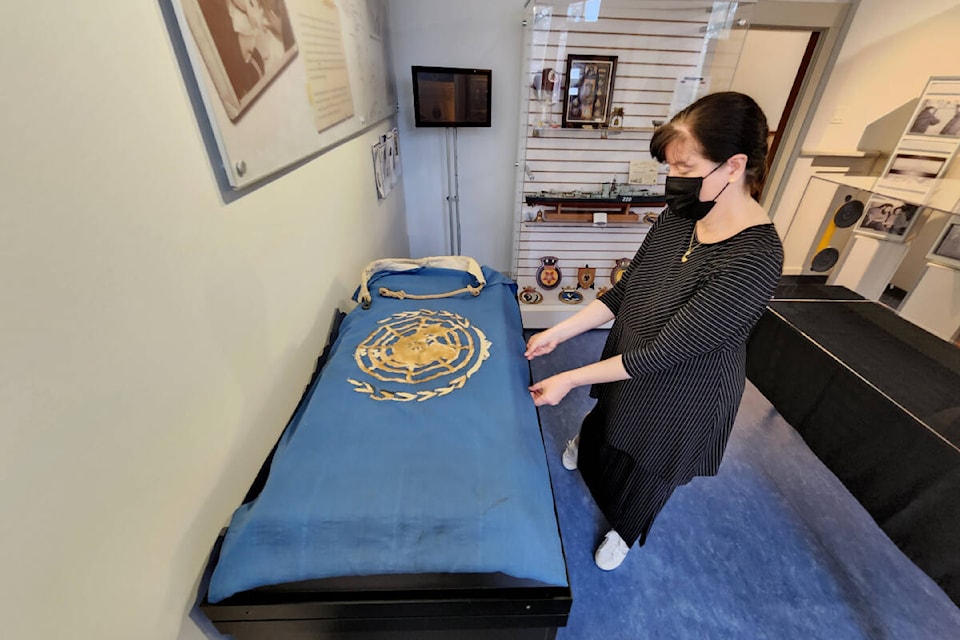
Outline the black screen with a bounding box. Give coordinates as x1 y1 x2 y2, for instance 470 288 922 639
412 66 492 127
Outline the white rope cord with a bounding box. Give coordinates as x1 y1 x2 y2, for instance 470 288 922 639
378 285 482 300
358 256 486 308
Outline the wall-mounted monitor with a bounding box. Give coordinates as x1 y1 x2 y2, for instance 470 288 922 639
412 66 492 127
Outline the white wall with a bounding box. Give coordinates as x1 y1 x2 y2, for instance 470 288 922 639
729 29 812 131
772 0 960 273
804 0 960 152
389 0 524 273
0 3 408 640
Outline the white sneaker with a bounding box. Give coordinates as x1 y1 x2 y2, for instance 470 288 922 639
562 436 579 470
594 529 630 571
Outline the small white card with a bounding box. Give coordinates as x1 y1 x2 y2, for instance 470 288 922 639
629 160 659 185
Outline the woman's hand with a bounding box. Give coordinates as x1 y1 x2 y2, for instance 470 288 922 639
525 330 558 360
529 373 575 407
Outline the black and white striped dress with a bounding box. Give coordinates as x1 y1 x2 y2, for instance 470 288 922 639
578 207 783 546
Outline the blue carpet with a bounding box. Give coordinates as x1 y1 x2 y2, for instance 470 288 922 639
529 330 960 640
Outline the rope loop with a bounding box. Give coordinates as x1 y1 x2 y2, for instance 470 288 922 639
378 284 482 301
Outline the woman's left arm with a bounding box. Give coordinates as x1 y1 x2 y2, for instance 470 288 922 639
529 355 628 406
620 248 782 377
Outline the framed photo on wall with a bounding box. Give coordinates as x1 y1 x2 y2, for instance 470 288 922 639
562 54 618 128
926 216 960 269
854 194 921 242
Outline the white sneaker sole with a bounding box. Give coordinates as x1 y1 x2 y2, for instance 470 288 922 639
595 530 629 571
560 436 580 471
561 438 578 470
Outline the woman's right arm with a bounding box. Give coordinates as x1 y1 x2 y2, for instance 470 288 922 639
524 299 615 360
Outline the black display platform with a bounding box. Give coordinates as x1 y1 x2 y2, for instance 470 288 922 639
200 532 571 640
772 276 866 301
747 296 960 606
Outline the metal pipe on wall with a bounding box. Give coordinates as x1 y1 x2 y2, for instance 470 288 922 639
443 127 462 255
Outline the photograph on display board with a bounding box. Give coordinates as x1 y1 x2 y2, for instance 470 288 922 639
927 217 960 269
877 153 949 200
908 97 960 137
856 194 920 242
183 0 298 121
885 153 947 180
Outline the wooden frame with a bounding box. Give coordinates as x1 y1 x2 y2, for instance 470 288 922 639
561 54 617 128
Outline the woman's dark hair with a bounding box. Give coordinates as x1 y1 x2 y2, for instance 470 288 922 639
650 92 769 199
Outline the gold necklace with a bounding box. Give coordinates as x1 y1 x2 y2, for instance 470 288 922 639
681 227 699 263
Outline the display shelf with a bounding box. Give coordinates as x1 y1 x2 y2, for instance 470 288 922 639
525 193 665 222
515 221 650 328
521 220 651 229
520 301 614 330
530 125 656 138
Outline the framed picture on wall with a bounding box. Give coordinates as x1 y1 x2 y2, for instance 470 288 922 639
854 194 921 242
179 0 299 122
926 216 960 269
562 54 618 128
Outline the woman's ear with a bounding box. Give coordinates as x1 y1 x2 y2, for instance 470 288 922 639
726 153 749 183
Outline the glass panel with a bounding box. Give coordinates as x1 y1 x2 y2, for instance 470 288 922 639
521 1 754 134
793 174 960 322
512 0 755 304
514 1 755 222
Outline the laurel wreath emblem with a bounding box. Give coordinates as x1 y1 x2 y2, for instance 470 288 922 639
348 309 491 402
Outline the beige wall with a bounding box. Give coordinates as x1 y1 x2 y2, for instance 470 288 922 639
0 3 407 640
805 0 960 152
730 29 812 131
773 0 960 273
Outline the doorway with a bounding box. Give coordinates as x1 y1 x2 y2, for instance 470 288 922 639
739 1 858 218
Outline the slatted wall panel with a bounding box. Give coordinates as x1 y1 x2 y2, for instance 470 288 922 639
517 222 650 279
522 2 717 193
516 221 651 328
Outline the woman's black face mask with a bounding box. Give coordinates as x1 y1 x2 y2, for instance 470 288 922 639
664 161 729 221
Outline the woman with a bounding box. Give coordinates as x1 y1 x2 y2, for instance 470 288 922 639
525 92 783 571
